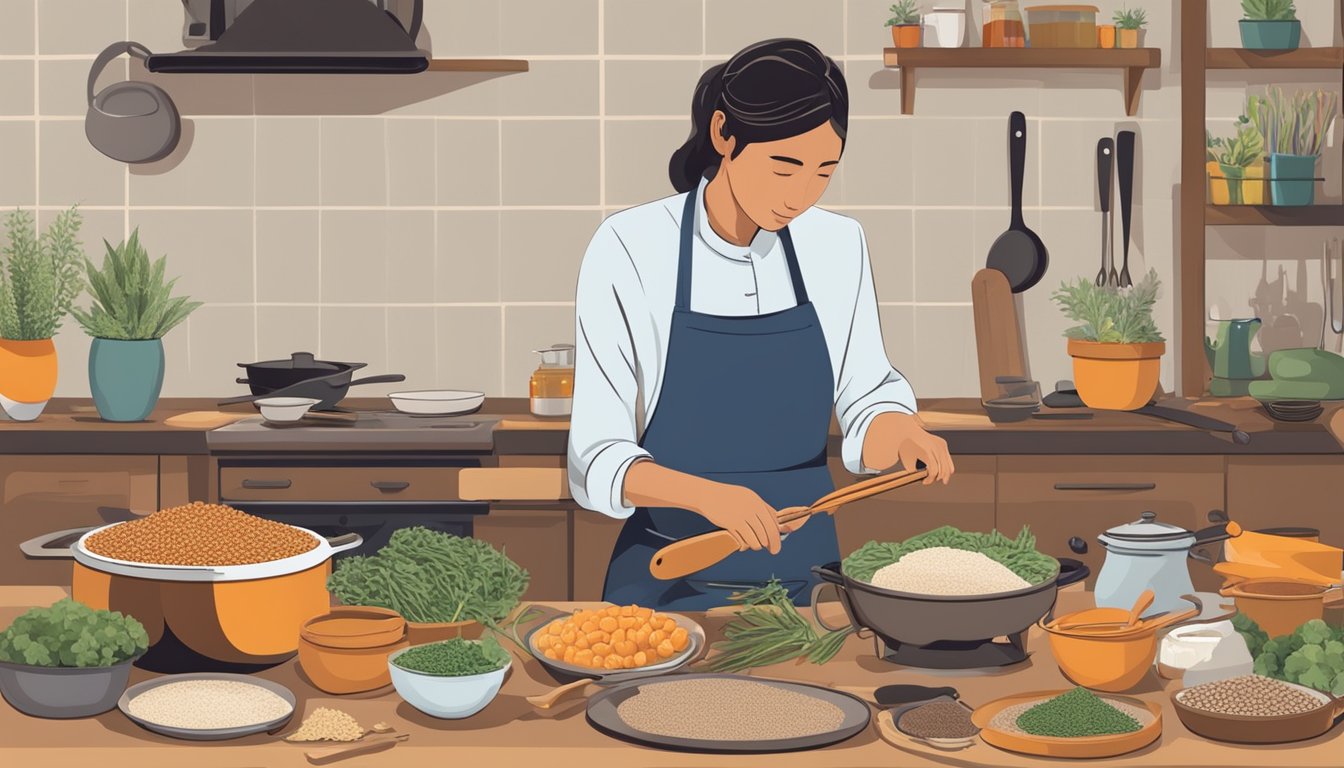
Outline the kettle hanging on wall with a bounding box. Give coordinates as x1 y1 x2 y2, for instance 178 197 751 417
86 42 181 164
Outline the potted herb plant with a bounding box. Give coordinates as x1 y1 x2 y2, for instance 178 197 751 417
71 229 201 422
0 598 148 718
1206 117 1265 206
1052 270 1165 411
1247 87 1340 207
886 0 922 48
1113 7 1147 49
0 208 83 422
1240 0 1300 51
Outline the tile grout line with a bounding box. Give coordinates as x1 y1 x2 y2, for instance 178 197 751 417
251 74 258 363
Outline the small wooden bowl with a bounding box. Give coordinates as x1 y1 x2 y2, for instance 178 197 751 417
1172 682 1344 744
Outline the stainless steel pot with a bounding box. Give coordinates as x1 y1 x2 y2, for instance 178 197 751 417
1093 511 1197 618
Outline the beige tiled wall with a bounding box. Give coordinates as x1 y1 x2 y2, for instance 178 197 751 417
1 1 1338 399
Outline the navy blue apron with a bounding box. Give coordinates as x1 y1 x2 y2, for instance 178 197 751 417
601 188 839 610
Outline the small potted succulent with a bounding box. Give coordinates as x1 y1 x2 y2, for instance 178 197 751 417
886 0 922 48
1247 87 1340 206
0 598 149 718
1206 117 1266 205
71 229 201 422
1113 7 1147 49
1052 269 1165 411
1240 0 1300 51
0 207 83 421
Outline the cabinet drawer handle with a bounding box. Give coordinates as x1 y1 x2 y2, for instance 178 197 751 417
1053 482 1156 491
371 481 411 492
241 479 292 490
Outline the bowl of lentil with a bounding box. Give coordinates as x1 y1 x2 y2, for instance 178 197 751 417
1172 674 1344 744
388 637 512 719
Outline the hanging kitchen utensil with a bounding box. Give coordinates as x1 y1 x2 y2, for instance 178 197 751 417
986 112 1048 292
86 42 181 164
1095 137 1114 288
1116 130 1136 288
648 467 929 580
1324 238 1343 348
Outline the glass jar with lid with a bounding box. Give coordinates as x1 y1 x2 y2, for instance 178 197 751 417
982 1 1027 47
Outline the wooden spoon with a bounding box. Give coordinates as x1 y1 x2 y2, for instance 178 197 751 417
526 678 594 709
304 734 408 765
1124 589 1155 629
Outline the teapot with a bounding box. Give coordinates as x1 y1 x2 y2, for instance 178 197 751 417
1204 318 1266 380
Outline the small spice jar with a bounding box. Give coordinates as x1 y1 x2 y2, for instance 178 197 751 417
1098 24 1116 48
298 607 410 694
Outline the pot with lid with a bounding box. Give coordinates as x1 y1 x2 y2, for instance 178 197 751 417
1094 511 1199 617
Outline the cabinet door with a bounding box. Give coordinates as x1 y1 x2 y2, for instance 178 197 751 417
1226 456 1344 548
572 510 624 601
2 456 158 585
473 509 570 601
997 456 1225 589
830 456 997 558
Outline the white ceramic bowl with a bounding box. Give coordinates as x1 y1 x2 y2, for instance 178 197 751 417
388 647 509 719
387 390 484 416
256 396 320 423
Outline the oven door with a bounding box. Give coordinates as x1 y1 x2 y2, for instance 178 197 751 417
229 501 487 559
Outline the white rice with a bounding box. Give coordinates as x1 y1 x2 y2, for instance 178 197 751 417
127 679 292 731
867 547 1030 596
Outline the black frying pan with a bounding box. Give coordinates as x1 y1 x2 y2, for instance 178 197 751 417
986 111 1048 293
221 352 404 411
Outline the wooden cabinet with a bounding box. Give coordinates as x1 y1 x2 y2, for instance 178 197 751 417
473 509 571 601
572 510 624 601
830 456 997 558
1226 456 1344 549
220 466 462 502
1 456 157 584
997 456 1225 589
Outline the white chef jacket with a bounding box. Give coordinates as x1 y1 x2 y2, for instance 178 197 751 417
568 177 918 519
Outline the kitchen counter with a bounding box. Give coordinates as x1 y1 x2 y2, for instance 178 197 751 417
1 586 1339 768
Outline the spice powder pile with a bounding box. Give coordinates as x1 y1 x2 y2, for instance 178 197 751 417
85 502 316 566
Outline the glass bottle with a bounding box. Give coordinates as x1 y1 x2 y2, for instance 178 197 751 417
529 344 575 417
983 1 1027 48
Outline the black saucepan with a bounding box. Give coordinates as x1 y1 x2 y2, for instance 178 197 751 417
221 352 405 411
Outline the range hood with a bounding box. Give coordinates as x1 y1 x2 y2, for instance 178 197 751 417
146 0 428 74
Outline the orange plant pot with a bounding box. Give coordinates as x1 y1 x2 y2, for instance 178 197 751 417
0 337 58 420
1098 24 1117 48
1068 339 1165 411
891 25 922 48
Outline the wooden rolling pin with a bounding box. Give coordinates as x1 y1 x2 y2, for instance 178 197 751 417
648 467 929 580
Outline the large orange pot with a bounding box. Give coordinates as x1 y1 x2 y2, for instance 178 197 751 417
0 337 58 421
1068 339 1165 411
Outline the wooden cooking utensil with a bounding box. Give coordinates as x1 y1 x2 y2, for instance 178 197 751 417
526 678 594 709
648 467 929 580
304 734 408 764
972 268 1029 404
1124 589 1154 630
163 410 250 429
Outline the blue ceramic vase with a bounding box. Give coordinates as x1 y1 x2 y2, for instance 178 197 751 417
1268 153 1317 206
88 338 165 422
1239 19 1301 50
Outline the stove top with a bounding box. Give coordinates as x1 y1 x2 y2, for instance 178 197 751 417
206 411 499 452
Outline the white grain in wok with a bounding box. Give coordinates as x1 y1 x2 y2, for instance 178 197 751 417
868 547 1030 596
127 680 291 730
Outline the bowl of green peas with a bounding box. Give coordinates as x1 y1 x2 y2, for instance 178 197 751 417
388 636 512 719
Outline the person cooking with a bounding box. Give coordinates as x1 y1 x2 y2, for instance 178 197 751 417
568 38 953 611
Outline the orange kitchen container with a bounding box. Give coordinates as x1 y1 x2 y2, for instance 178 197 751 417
1221 524 1343 586
0 338 58 418
1218 579 1337 638
299 607 409 694
1039 616 1160 692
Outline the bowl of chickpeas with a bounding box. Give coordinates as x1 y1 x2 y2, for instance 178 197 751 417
526 605 703 681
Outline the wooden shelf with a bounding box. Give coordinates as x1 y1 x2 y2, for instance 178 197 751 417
882 47 1162 115
426 59 529 73
1206 47 1344 69
1205 205 1344 226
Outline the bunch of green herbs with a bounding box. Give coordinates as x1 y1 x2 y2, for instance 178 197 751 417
393 636 510 677
703 580 851 672
327 527 529 625
885 0 920 25
0 207 84 340
0 598 148 668
1112 7 1147 30
842 525 1056 585
71 229 201 340
1241 0 1296 21
1206 116 1265 169
1051 269 1164 344
1246 87 1340 158
1233 614 1344 696
1016 687 1142 737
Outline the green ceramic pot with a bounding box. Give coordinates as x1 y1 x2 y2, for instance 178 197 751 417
88 338 165 422
1238 20 1301 50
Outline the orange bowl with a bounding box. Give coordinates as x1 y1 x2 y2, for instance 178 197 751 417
1040 618 1158 692
301 606 407 649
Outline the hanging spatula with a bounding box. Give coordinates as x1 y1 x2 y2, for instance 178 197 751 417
648 467 929 580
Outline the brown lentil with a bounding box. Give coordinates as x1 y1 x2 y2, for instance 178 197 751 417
85 502 316 566
614 678 844 741
897 700 979 739
1177 675 1322 717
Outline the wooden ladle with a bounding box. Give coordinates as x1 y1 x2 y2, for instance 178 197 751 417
1054 589 1154 633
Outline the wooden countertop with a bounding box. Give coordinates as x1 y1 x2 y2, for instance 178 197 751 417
3 397 1343 456
1 586 1339 767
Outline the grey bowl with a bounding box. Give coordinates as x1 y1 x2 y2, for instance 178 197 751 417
0 656 137 718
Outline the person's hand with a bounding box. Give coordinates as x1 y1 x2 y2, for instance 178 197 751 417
693 483 783 554
864 412 955 485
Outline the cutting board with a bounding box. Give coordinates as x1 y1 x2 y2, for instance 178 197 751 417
496 419 570 431
164 411 251 429
971 268 1029 403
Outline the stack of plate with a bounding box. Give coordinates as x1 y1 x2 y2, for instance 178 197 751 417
1261 400 1323 422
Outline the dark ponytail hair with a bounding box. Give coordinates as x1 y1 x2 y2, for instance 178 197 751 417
669 38 849 193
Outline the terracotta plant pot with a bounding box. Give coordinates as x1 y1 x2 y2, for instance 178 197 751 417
1068 339 1165 411
1117 28 1142 48
1098 24 1116 48
0 337 58 421
891 24 921 48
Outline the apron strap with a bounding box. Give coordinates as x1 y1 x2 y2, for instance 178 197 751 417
674 186 810 311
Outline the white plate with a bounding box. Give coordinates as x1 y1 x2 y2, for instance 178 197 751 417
388 390 485 415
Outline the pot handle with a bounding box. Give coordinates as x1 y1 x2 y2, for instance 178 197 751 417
325 533 363 554
810 563 862 634
344 374 408 388
19 527 96 559
1055 558 1090 588
1190 517 1235 564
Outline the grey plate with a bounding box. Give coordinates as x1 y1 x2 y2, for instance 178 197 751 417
118 673 295 741
586 673 871 753
525 611 704 684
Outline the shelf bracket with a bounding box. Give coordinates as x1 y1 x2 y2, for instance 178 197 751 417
1122 66 1145 116
900 67 916 115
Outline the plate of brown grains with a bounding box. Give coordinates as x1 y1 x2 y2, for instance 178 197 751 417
886 697 980 749
1172 674 1344 744
585 674 870 753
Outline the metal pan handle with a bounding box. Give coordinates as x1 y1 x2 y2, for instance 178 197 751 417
811 563 862 634
19 526 97 559
325 533 363 553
